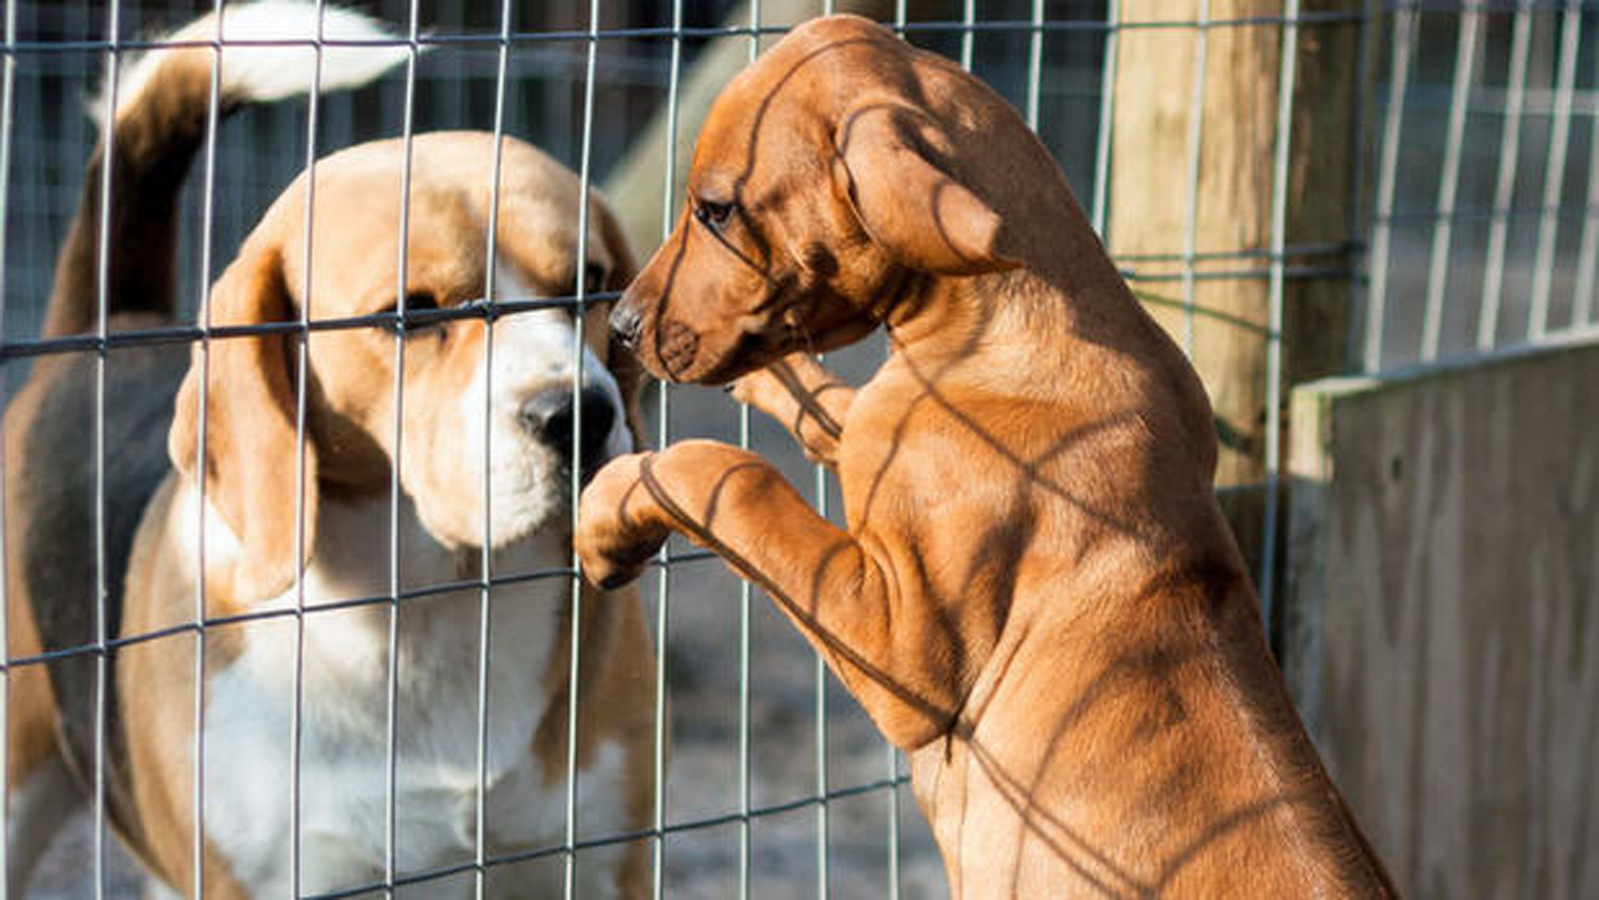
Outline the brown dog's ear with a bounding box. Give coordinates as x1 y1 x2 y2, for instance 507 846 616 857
169 245 318 603
833 105 1017 276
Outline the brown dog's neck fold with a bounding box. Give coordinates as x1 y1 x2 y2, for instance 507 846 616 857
876 187 1141 333
880 238 1226 496
881 260 1169 390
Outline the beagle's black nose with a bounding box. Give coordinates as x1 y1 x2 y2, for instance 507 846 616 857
520 385 616 482
609 302 643 349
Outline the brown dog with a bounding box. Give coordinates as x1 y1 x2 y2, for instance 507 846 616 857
577 15 1394 897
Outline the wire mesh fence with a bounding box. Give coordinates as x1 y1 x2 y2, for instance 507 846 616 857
0 1 1592 898
1364 0 1599 372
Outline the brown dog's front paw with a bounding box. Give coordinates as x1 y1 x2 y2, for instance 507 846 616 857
576 453 669 589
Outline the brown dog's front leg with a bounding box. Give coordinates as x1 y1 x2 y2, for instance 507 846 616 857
728 353 855 469
576 440 955 747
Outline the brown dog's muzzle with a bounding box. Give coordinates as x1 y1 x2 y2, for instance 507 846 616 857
656 320 702 379
610 284 707 382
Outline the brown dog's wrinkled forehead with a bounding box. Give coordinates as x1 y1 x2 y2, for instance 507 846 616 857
692 17 917 165
688 16 1004 201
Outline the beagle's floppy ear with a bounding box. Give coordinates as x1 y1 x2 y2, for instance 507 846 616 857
169 245 318 603
832 104 1018 276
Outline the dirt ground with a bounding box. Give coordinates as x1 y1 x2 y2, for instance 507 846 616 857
27 340 950 898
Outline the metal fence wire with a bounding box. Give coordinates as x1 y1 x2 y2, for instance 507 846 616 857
0 0 1593 897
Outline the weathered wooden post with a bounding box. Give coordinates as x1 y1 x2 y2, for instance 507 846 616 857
1107 0 1364 606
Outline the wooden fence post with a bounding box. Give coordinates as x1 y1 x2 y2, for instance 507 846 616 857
1107 0 1364 597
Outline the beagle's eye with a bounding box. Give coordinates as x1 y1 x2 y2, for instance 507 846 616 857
582 263 608 296
402 291 439 313
390 291 445 338
694 199 735 231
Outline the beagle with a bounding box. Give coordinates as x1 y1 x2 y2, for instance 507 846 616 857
5 4 654 897
577 15 1395 897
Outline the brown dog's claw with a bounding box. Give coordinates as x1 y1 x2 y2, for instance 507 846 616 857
581 539 661 590
584 557 640 591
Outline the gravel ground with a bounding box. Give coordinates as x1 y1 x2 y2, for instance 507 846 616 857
26 339 949 898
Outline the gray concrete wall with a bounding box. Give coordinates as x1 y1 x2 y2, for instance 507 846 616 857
1284 338 1599 900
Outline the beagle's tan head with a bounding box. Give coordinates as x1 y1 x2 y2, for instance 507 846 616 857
611 15 1062 384
169 131 640 602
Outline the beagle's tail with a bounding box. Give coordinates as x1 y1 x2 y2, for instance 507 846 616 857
41 1 408 338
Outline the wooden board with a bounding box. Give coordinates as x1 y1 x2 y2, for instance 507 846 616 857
1285 340 1599 899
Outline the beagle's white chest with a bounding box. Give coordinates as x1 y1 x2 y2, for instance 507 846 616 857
194 497 608 896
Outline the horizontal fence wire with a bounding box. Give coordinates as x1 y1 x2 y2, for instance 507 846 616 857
0 13 1381 56
1 1 1590 897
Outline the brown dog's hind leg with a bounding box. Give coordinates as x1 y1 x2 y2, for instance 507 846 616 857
728 353 855 469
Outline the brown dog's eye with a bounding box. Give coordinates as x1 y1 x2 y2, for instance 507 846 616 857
694 199 734 231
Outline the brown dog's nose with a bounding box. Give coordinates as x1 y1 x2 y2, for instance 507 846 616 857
520 385 616 483
609 302 643 349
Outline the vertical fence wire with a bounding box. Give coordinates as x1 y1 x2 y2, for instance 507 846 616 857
1574 15 1599 329
811 2 844 891
91 3 124 896
1363 3 1415 371
386 2 425 895
654 0 686 894
1259 0 1301 634
1025 0 1043 157
885 9 909 894
191 4 230 896
477 0 517 895
1345 0 1378 372
0 0 15 892
1091 1 1118 243
881 635 901 900
959 0 975 73
1419 8 1481 363
289 5 334 896
738 10 761 899
566 0 604 891
1477 6 1534 353
1178 0 1212 358
1529 0 1583 341
811 396 830 899
811 480 828 900
811 203 831 900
